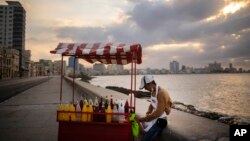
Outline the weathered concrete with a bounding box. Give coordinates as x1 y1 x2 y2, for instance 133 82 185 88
66 76 230 141
0 76 51 102
0 76 83 141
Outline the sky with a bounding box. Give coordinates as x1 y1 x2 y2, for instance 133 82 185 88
3 0 250 69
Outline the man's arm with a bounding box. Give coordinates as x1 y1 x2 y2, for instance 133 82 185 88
146 104 153 116
139 92 165 122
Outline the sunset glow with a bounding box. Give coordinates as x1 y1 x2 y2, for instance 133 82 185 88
1 0 249 69
204 1 249 22
222 1 248 15
146 42 203 51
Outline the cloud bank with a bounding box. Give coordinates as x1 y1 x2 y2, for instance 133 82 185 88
23 0 250 69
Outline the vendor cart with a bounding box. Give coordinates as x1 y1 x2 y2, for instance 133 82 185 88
50 42 142 141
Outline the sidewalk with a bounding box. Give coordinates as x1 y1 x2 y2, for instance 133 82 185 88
0 76 81 141
0 76 51 102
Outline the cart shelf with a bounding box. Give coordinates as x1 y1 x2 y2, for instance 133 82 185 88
57 111 132 141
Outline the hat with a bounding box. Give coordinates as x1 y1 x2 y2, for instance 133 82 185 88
139 75 154 89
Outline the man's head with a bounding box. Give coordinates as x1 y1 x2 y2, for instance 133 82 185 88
139 75 156 92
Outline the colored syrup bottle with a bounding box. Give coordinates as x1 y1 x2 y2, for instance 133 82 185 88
87 104 93 122
110 95 113 109
69 103 76 121
79 100 84 111
104 96 108 109
75 101 81 121
89 98 93 106
124 100 129 122
93 97 99 122
100 100 106 122
82 103 88 122
124 100 129 113
106 105 112 123
79 96 84 110
57 104 64 121
118 99 125 123
94 97 99 107
112 104 119 122
63 104 70 121
99 96 103 111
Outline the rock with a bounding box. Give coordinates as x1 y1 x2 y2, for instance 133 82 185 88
216 137 229 141
198 139 212 141
80 73 95 83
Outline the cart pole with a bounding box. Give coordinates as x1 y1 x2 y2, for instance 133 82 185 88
72 56 76 104
60 55 63 104
130 60 133 111
134 53 137 112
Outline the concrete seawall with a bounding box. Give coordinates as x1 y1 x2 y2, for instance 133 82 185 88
0 76 51 102
65 76 230 141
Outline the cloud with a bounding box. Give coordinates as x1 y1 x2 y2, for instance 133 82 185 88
56 26 107 42
145 42 203 52
127 0 250 44
49 0 250 69
130 0 224 30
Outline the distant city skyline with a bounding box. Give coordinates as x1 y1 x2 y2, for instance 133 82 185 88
83 60 250 75
2 0 250 70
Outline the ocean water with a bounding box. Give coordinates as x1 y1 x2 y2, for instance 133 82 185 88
89 74 250 120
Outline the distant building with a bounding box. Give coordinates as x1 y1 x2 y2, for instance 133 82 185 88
145 68 152 74
181 65 186 72
12 48 19 77
53 60 66 75
229 63 233 70
68 57 79 73
107 64 124 75
238 68 243 73
23 50 31 77
151 69 161 74
193 68 210 74
170 61 179 73
208 61 223 72
34 62 42 76
160 68 168 74
0 1 26 76
39 59 52 75
79 63 85 74
29 61 35 77
185 67 194 74
228 63 237 73
93 63 106 75
0 47 19 79
30 61 43 77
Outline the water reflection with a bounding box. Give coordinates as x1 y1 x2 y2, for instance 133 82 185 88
90 74 250 119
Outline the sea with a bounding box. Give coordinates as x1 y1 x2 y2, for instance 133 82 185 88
89 73 250 122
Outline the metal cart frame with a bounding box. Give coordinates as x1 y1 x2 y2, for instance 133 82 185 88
50 42 142 141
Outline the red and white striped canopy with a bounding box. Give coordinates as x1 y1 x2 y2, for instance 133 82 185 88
50 42 142 65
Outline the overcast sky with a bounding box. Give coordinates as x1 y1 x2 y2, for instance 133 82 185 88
6 0 250 69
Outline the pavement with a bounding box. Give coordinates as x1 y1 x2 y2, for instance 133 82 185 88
0 76 51 102
0 76 82 141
